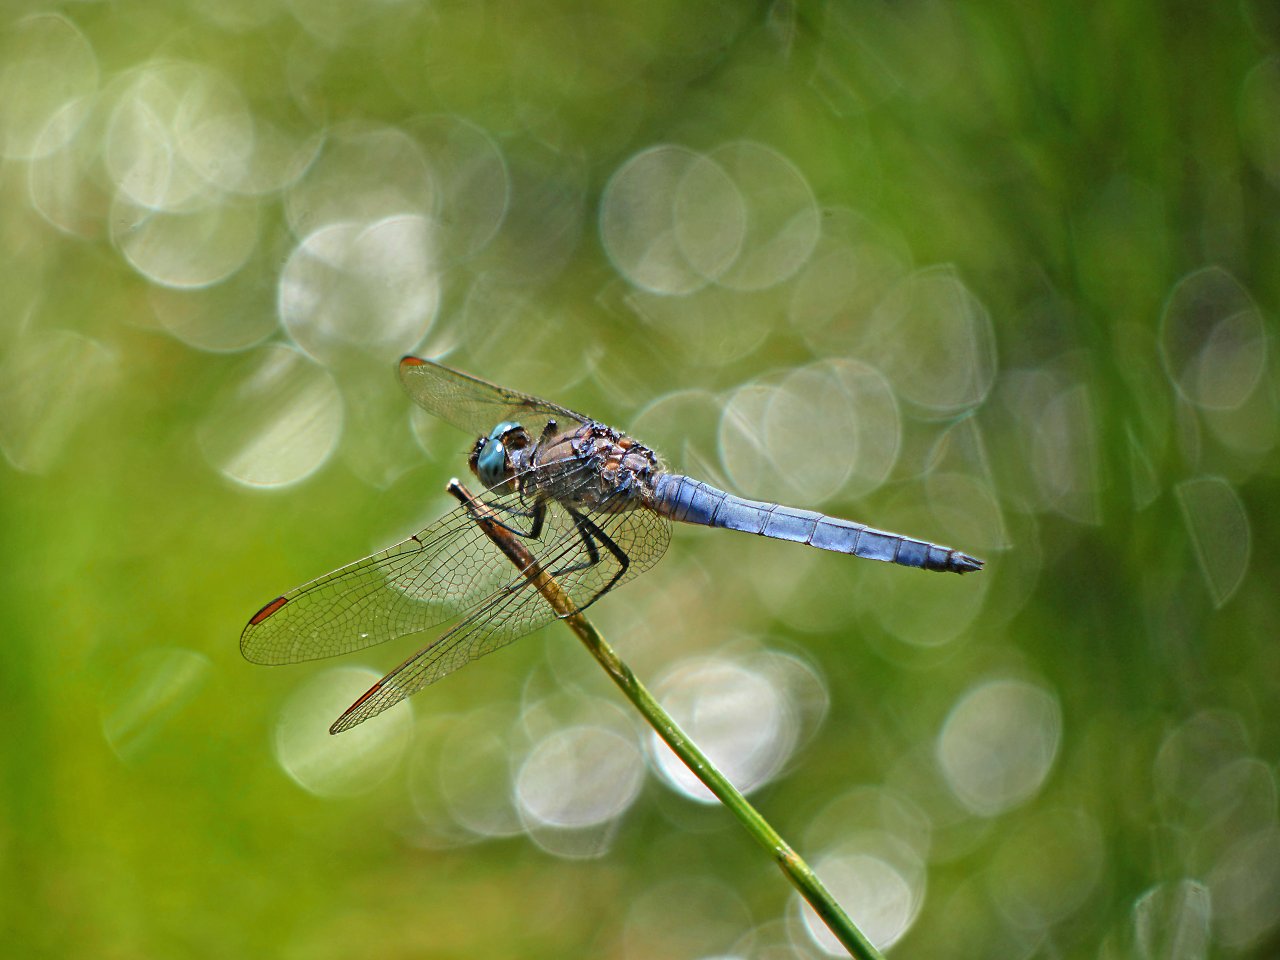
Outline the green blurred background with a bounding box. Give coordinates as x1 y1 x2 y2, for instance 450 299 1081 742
2 1 1278 957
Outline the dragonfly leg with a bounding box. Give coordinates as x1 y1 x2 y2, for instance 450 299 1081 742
494 503 608 604
535 419 558 453
482 496 546 540
549 507 630 615
550 510 598 575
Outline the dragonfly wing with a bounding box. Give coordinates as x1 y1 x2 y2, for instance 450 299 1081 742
240 467 590 665
329 499 672 732
400 356 589 439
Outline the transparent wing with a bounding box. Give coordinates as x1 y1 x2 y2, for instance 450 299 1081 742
328 498 672 733
239 464 598 665
399 356 589 438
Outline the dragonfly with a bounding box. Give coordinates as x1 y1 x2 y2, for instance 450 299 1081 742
242 357 983 733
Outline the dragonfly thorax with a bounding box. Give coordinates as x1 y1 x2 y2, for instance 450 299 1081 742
562 421 662 511
471 418 662 509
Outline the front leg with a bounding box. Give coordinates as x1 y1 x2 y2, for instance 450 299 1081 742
484 496 546 540
534 419 558 457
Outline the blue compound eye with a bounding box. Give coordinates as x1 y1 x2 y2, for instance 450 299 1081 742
475 438 506 486
476 421 522 486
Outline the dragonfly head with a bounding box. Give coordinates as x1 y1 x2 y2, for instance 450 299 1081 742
471 421 531 487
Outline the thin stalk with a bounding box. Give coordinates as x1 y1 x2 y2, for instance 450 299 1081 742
446 479 885 960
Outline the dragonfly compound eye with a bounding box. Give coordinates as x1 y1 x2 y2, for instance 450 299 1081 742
475 420 523 486
475 437 507 486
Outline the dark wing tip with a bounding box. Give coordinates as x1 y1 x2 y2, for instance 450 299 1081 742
247 595 289 626
328 681 384 735
951 553 984 574
400 355 427 368
241 596 288 661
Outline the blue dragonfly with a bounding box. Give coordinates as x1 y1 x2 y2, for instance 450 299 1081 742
242 357 983 733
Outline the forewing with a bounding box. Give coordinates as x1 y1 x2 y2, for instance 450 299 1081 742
329 500 672 732
240 474 587 665
400 356 589 438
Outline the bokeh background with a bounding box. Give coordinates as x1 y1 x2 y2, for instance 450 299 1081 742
2 1 1278 957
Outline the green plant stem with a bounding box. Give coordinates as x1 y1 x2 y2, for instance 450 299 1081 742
446 479 885 960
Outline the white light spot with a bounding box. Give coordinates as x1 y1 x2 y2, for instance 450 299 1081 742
1176 476 1251 607
105 88 180 209
0 329 117 474
757 359 900 507
705 140 820 292
648 655 797 803
825 358 901 500
802 786 933 864
622 878 752 960
870 266 997 414
863 523 989 647
629 388 727 487
1153 710 1252 815
516 725 644 828
283 123 436 234
104 62 251 212
113 194 260 289
279 215 441 364
274 666 412 797
197 344 342 488
167 65 255 194
404 713 485 850
718 380 786 503
937 678 1060 816
411 114 510 261
621 282 774 364
1207 826 1280 949
0 13 98 160
1031 380 1103 524
1160 267 1267 410
797 849 923 953
987 808 1104 931
1132 879 1211 960
672 150 749 283
600 144 744 295
763 364 859 504
789 208 912 355
147 264 278 353
435 709 525 839
1240 56 1280 185
26 96 101 238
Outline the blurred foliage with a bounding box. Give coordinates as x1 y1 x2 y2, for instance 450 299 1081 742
2 1 1279 958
